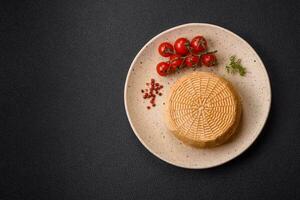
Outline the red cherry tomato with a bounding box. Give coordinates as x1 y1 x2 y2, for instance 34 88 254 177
185 54 200 67
190 36 207 54
156 62 170 76
201 54 217 67
158 42 174 57
169 54 183 71
174 38 190 55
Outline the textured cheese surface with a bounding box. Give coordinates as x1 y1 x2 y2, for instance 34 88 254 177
166 72 241 148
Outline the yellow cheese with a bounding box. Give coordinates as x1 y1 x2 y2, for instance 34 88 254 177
166 72 241 148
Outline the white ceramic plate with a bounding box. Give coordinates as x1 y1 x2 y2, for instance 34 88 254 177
124 23 271 169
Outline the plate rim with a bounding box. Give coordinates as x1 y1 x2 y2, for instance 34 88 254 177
124 23 272 169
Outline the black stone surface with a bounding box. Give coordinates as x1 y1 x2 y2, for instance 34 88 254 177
1 0 299 199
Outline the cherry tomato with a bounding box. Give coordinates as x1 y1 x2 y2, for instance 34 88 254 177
201 54 217 67
174 38 190 55
158 42 174 57
156 62 170 76
169 54 183 71
190 36 207 54
185 54 200 67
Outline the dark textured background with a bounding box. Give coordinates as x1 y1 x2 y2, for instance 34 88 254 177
1 0 299 199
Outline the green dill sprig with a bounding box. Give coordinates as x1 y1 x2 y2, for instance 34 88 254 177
225 56 246 76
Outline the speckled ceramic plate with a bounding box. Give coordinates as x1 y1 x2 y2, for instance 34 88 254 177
124 23 271 169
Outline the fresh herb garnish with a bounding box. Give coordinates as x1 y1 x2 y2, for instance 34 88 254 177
225 56 246 76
